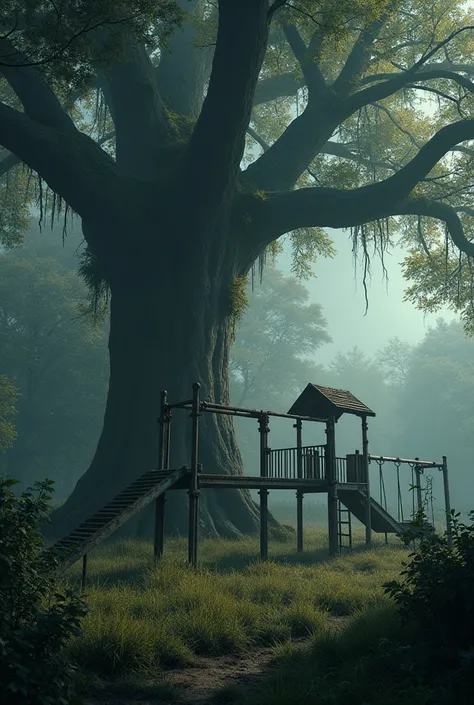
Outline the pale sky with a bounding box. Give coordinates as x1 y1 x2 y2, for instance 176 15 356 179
277 228 456 364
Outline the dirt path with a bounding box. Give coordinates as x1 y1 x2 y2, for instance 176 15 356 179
85 644 281 705
163 644 281 703
86 618 348 705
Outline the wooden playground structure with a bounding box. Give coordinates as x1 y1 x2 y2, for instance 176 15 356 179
52 382 453 586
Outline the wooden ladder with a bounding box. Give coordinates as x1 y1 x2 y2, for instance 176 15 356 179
337 499 352 554
52 467 188 571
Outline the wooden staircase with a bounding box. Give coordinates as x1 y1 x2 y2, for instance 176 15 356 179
52 467 188 571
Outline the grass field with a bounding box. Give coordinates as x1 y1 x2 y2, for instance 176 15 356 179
59 526 428 704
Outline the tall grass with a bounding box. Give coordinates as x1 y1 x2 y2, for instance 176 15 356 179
65 527 408 682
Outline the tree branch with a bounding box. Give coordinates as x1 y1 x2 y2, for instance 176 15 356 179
360 62 474 86
244 99 341 191
237 118 474 251
102 39 173 177
185 0 269 208
0 152 20 177
320 140 397 171
332 6 394 95
279 18 325 92
155 0 213 118
0 102 119 220
394 198 474 257
268 0 288 19
247 126 270 152
253 72 303 105
348 62 474 116
0 38 74 130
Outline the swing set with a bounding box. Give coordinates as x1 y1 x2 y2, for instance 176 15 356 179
54 382 453 585
369 454 452 545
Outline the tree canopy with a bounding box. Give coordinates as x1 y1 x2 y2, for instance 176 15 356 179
2 0 474 292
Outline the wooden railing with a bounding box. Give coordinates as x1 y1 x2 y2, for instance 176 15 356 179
268 445 326 480
336 457 347 483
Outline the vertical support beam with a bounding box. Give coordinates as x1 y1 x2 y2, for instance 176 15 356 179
361 416 371 548
295 419 303 479
258 413 270 561
81 553 87 590
259 489 269 560
414 458 423 513
326 418 338 557
188 382 201 569
296 491 304 553
154 493 166 560
155 390 169 562
295 418 303 553
442 456 453 549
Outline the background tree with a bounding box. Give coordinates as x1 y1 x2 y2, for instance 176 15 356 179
323 346 395 456
390 318 474 514
2 0 474 539
230 265 330 409
375 337 414 387
0 226 109 497
230 265 330 476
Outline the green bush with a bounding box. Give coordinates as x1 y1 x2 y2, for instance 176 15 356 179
383 508 474 702
0 477 89 705
385 511 474 659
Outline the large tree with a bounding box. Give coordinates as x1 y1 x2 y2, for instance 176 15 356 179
3 0 474 539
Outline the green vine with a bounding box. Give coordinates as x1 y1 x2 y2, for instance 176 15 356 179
227 274 249 338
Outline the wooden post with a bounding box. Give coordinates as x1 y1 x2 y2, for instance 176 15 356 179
259 413 270 561
326 418 338 557
361 416 371 548
414 458 423 512
188 382 201 568
81 553 87 590
442 456 453 549
154 493 166 560
259 489 269 560
295 419 303 553
296 491 304 553
155 390 168 562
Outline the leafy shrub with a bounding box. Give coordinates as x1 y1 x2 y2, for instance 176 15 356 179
0 477 89 705
385 509 474 665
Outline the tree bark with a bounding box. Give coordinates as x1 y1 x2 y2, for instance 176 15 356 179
47 226 263 540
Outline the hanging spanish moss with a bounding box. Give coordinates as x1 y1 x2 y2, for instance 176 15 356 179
78 246 110 324
250 247 267 291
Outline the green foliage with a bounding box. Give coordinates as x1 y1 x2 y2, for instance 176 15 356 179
385 510 474 661
227 274 249 330
403 244 474 336
0 373 19 451
0 1 183 88
0 476 89 705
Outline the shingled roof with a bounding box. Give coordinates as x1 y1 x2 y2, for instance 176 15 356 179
287 383 375 420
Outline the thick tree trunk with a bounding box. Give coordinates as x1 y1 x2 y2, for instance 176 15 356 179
47 232 267 541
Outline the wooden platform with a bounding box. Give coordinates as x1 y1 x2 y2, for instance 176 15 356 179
52 466 407 577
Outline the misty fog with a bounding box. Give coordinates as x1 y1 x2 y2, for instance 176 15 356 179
2 219 472 526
